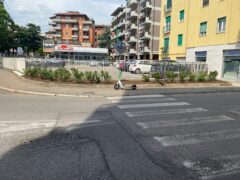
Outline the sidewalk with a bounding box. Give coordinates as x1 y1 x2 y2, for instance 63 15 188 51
0 69 240 97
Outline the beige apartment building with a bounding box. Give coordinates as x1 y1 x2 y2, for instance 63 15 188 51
111 0 161 60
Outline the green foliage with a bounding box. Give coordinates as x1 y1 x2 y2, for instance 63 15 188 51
101 70 112 82
84 71 94 82
179 71 188 82
71 68 84 83
142 74 150 82
208 71 218 81
24 67 40 78
152 72 161 82
165 71 178 82
54 68 71 82
189 72 196 82
40 68 54 81
97 27 111 48
197 72 208 82
93 71 101 83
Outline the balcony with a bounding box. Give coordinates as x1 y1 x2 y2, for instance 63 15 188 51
128 24 137 31
83 35 89 39
141 1 152 11
118 20 126 28
164 4 172 13
140 46 151 53
140 32 151 39
84 21 93 25
52 34 62 38
60 19 78 23
53 26 61 30
49 21 56 25
52 18 61 23
127 11 138 20
72 27 78 31
83 27 89 32
72 35 78 39
127 0 137 9
140 17 152 26
129 36 137 43
129 48 137 54
163 24 171 34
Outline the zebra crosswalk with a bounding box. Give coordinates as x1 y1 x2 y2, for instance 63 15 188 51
109 94 240 179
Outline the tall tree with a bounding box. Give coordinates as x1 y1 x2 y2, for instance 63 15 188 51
0 1 15 53
98 27 111 48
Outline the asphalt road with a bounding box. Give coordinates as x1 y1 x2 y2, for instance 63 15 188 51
0 91 240 180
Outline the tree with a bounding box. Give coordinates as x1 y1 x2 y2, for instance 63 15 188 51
0 1 15 53
98 27 111 49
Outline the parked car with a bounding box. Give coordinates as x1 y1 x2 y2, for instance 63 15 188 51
129 60 152 74
99 61 111 66
89 61 98 66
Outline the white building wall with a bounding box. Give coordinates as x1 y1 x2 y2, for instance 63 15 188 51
186 44 238 79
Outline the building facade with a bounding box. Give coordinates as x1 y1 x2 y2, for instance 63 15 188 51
111 0 161 60
159 0 240 80
48 11 95 48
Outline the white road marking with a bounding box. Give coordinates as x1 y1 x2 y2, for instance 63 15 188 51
111 98 176 104
154 128 240 147
183 155 240 180
107 95 165 100
126 108 208 118
137 115 235 129
118 102 190 109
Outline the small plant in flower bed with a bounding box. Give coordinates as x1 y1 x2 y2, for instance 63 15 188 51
152 72 161 82
24 67 41 78
142 74 150 82
40 68 54 81
179 71 188 82
197 72 208 82
54 68 71 82
71 68 84 83
165 71 178 82
208 71 218 81
188 72 196 82
101 71 112 83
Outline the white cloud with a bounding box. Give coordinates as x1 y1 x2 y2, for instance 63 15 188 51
4 0 125 32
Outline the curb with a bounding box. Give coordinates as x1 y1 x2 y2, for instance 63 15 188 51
0 86 105 98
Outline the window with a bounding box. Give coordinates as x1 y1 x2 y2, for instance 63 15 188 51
200 22 207 36
66 32 69 36
203 0 209 7
179 10 185 22
217 17 226 33
178 34 183 46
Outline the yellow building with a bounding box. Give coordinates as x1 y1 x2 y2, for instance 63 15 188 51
159 0 240 80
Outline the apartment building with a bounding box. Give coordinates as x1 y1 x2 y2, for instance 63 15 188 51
48 11 95 48
95 25 109 47
111 0 161 60
159 0 240 80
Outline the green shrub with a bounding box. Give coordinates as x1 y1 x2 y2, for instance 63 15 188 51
54 68 71 82
179 71 188 82
142 74 150 82
152 72 161 82
84 71 94 82
189 72 196 82
165 71 178 82
24 67 41 78
93 71 101 83
197 72 208 82
40 68 54 81
71 68 84 83
101 71 112 82
208 71 218 81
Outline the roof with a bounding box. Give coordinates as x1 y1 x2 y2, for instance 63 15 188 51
50 11 90 20
111 6 125 16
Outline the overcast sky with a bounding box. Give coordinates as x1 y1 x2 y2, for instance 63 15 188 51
5 0 125 32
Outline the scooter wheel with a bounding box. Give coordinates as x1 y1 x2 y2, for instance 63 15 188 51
114 83 120 90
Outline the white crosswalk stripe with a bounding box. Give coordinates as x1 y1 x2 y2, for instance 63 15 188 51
118 102 190 109
107 94 165 100
126 108 208 117
111 97 176 104
154 128 240 147
137 115 235 129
